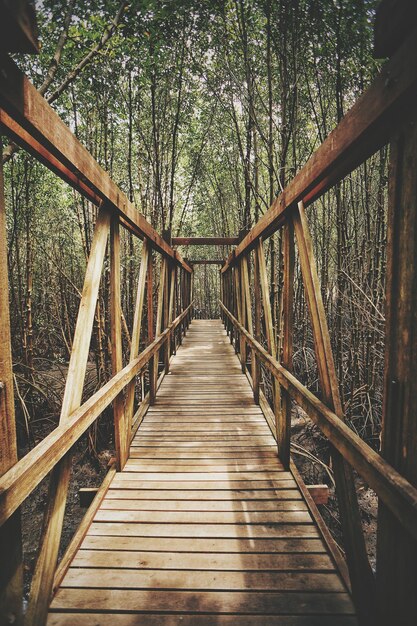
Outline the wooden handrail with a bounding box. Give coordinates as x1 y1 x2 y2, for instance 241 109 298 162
0 302 193 527
0 54 191 273
220 302 417 544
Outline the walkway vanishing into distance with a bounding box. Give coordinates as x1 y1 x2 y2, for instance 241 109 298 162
48 320 356 625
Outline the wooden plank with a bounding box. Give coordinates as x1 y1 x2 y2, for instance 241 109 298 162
109 480 298 491
104 489 302 501
100 499 306 511
87 522 319 539
93 509 311 524
48 614 358 626
71 549 332 570
80 535 327 553
26 204 111 626
172 237 239 245
306 484 329 505
0 55 191 272
50 589 354 614
293 201 375 621
0 138 23 626
60 568 344 592
221 30 417 271
189 259 224 264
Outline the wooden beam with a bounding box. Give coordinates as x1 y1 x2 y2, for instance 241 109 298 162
220 302 417 548
110 215 127 470
374 0 417 58
173 237 239 246
293 201 375 623
0 55 191 273
376 105 417 626
0 303 193 528
189 259 224 265
222 30 417 271
124 240 149 452
306 484 329 505
0 0 39 54
0 139 23 626
280 220 295 470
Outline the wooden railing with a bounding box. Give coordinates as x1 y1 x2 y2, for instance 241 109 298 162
220 24 417 626
0 54 193 626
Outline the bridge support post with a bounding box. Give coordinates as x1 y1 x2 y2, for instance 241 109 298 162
376 111 417 626
0 140 24 626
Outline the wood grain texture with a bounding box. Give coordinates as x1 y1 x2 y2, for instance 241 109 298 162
49 320 355 625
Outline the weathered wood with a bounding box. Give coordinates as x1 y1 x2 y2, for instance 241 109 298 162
221 30 417 272
26 205 111 626
152 258 166 399
306 484 329 505
255 240 281 441
220 303 417 547
173 237 239 246
49 320 354 624
376 110 417 626
0 304 193 528
48 614 357 626
252 249 262 403
125 241 149 443
110 214 127 470
0 55 191 272
0 0 39 53
147 249 156 404
374 0 417 58
279 220 294 469
190 259 224 265
234 264 245 368
0 139 23 626
292 201 375 623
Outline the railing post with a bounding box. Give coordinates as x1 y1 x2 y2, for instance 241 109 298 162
124 239 149 454
253 249 262 404
165 264 176 373
147 249 156 404
153 257 167 399
234 262 245 369
241 255 257 396
256 239 282 441
376 112 417 626
163 260 170 373
0 139 23 626
110 214 127 470
293 200 375 624
279 219 294 469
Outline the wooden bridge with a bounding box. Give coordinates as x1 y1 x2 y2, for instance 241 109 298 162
1 2 417 625
48 320 355 625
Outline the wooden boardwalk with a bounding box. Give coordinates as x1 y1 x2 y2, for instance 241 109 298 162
48 320 356 625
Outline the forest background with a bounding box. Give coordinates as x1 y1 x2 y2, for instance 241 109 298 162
2 0 385 559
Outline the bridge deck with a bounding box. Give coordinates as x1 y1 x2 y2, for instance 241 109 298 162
48 320 356 625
